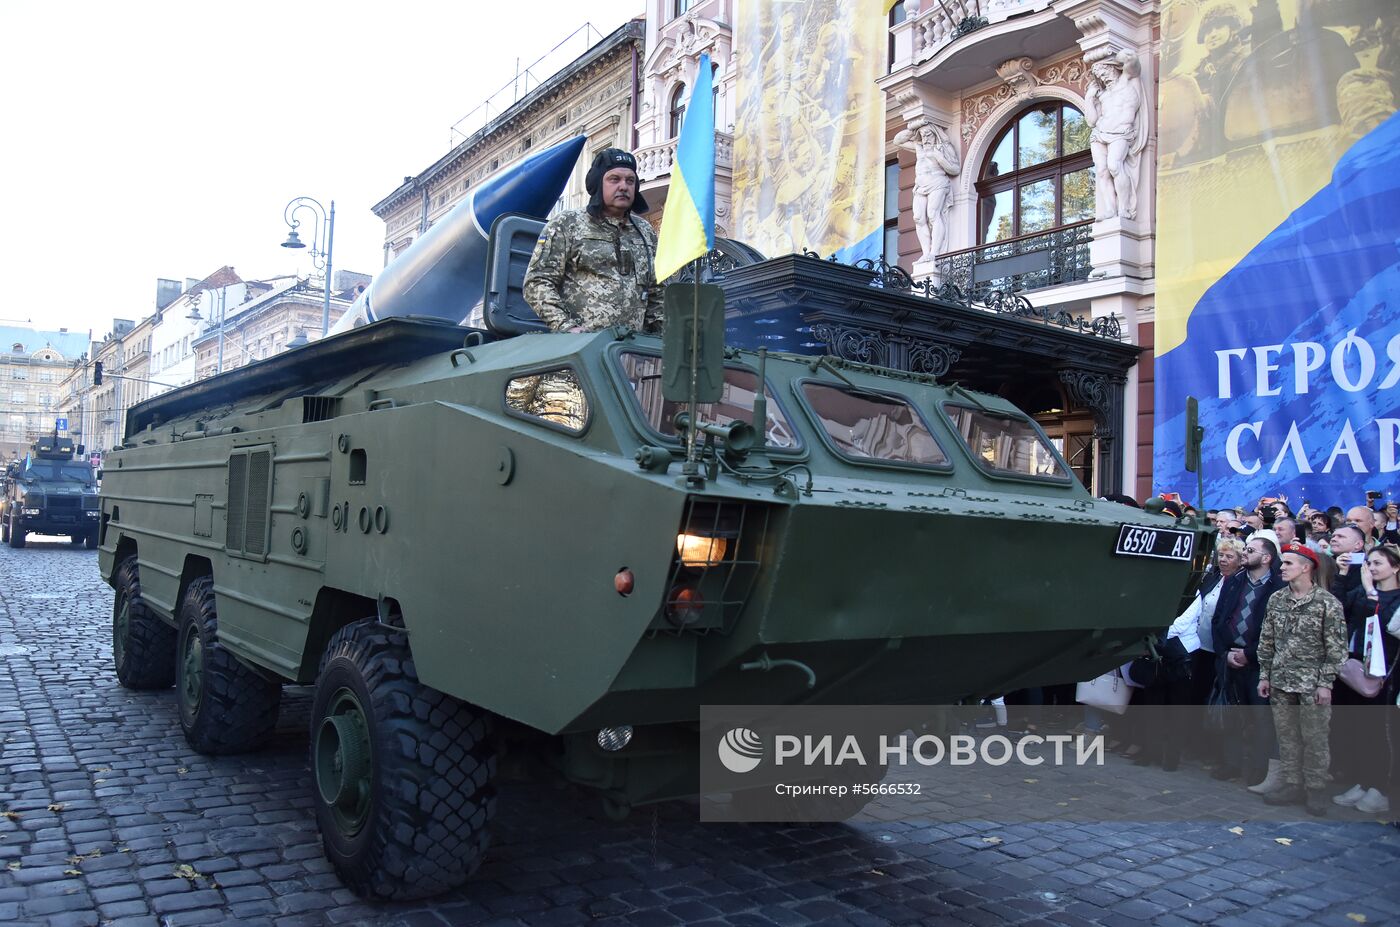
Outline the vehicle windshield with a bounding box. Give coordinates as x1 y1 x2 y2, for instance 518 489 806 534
617 352 799 449
23 461 95 484
801 381 948 466
943 404 1068 479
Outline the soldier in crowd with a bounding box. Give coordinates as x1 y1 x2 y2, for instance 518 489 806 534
523 148 665 334
1257 544 1348 815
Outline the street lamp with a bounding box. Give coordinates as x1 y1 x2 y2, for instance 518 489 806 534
281 196 336 337
186 286 229 375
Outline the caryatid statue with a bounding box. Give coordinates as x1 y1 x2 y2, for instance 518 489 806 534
1084 49 1149 221
893 119 961 263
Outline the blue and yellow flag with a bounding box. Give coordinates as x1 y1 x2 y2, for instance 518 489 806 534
654 52 715 282
1153 0 1399 505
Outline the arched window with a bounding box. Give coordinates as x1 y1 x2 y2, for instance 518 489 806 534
977 102 1093 244
669 84 687 139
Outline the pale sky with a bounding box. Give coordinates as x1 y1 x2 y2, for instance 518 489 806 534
0 0 644 339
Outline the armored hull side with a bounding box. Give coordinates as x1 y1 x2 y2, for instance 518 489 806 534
98 318 1207 897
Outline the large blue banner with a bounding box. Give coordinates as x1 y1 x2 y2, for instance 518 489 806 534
1153 0 1400 510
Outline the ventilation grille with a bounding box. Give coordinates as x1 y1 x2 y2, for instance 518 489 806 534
226 453 247 550
244 450 272 556
302 396 341 423
226 446 273 559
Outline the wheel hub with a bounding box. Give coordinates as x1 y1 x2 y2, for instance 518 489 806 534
315 689 372 835
113 598 129 667
180 632 203 714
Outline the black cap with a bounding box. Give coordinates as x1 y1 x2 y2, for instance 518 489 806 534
586 148 649 215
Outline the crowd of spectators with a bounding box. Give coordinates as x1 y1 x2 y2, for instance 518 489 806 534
1109 494 1400 818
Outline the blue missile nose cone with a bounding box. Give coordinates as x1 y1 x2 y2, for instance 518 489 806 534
472 134 587 225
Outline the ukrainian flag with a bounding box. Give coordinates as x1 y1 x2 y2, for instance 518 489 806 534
654 52 715 282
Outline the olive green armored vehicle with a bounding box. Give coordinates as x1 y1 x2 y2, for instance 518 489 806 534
99 139 1208 901
100 312 1207 898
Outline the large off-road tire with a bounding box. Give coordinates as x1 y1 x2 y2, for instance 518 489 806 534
1 517 9 542
8 516 24 548
113 556 176 689
175 576 282 754
84 529 98 550
311 620 497 901
70 534 84 546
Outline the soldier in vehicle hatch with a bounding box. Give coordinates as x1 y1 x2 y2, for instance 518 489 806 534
523 148 665 334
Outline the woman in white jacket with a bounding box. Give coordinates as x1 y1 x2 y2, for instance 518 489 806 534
1162 537 1244 770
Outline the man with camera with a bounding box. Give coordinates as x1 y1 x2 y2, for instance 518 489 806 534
1329 524 1368 603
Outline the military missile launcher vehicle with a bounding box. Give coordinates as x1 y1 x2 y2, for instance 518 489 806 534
3 431 100 548
99 137 1209 901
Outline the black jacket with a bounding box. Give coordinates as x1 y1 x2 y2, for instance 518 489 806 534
1330 564 1363 607
1210 569 1285 665
1342 586 1400 703
1343 585 1400 661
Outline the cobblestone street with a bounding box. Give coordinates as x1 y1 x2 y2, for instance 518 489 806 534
1 538 1398 927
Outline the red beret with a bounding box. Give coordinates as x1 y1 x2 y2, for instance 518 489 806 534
1281 543 1320 567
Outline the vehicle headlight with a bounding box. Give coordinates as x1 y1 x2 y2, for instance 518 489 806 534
675 533 728 567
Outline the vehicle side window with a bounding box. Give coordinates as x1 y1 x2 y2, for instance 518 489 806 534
505 367 590 434
617 351 799 449
942 403 1069 480
800 381 948 467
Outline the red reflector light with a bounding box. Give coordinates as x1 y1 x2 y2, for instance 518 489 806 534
666 585 704 626
615 568 635 596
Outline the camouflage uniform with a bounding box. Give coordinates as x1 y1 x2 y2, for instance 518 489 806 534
1257 585 1347 790
523 209 665 333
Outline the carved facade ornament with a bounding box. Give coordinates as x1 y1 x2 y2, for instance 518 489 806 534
812 323 964 379
1083 47 1147 220
894 118 962 264
1058 368 1111 421
960 54 1088 144
995 57 1040 98
908 340 962 378
812 324 888 367
894 88 922 110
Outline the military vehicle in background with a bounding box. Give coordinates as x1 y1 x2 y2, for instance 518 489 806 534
3 432 100 548
98 136 1210 900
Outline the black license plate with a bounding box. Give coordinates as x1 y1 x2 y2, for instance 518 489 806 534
1114 524 1195 561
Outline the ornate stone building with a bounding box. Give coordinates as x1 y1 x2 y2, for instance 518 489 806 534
192 275 359 379
0 323 89 460
634 0 736 234
56 269 359 454
372 20 647 260
881 0 1159 498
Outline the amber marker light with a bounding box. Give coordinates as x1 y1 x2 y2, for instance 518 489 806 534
666 585 706 627
676 534 728 568
614 568 635 596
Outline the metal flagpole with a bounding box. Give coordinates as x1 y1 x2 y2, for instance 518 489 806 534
683 258 702 481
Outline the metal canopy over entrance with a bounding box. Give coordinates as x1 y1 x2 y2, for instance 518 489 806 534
708 253 1140 495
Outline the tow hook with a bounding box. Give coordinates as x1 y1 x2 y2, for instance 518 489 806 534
739 651 816 689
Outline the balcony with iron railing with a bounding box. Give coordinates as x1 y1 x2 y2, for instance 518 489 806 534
889 0 1060 72
934 220 1093 301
